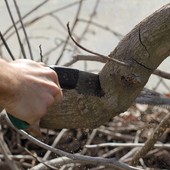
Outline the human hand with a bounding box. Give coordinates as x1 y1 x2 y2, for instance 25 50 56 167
0 59 63 125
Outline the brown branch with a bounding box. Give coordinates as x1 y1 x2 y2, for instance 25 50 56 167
0 129 18 170
153 69 170 80
13 0 33 60
72 0 100 54
131 112 170 166
64 53 170 81
39 45 43 62
43 129 68 161
30 157 80 170
55 0 84 64
0 1 84 48
67 22 130 67
0 32 15 60
0 112 140 170
4 0 26 59
18 144 57 170
64 54 106 66
80 129 97 155
40 4 170 130
2 0 49 38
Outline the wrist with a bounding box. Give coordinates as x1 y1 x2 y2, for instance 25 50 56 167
0 59 18 106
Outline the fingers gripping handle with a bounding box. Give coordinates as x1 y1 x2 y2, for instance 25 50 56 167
2 66 62 129
1 66 77 129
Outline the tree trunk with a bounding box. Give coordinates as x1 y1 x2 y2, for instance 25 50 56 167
40 4 170 129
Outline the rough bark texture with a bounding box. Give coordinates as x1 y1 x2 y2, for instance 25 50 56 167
40 4 170 129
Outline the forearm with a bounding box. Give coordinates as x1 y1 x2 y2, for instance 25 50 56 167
0 59 62 124
0 59 17 106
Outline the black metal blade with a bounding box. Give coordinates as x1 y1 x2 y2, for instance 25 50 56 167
50 66 104 97
50 66 79 89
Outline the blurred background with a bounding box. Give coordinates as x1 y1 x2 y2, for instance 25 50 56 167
0 0 170 92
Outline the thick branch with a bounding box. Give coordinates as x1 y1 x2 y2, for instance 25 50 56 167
41 4 170 129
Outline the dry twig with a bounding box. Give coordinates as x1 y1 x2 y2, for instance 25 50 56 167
13 0 33 60
4 0 26 59
67 22 130 67
0 128 18 170
2 0 49 38
131 112 170 166
0 1 83 51
85 142 170 149
153 69 170 80
0 112 142 170
0 32 15 60
55 0 84 64
18 144 57 170
43 129 68 161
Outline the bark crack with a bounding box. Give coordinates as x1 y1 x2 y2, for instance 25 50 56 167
132 58 152 71
131 27 153 71
139 27 151 58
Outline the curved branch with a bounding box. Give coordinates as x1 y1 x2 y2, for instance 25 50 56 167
1 113 138 170
41 4 170 129
67 22 129 66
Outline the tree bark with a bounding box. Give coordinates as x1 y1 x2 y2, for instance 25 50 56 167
40 4 170 129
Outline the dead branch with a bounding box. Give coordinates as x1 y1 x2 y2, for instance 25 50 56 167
0 1 84 48
40 3 170 129
71 0 100 58
85 142 170 149
64 54 106 66
0 32 15 60
131 112 170 166
43 129 68 161
0 113 141 170
2 0 49 38
153 69 170 80
64 54 170 81
55 0 84 64
13 0 33 60
67 22 130 67
0 128 18 170
4 0 26 59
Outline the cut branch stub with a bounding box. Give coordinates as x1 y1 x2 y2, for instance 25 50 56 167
40 4 170 129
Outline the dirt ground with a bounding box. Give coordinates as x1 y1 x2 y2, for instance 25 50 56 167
0 104 170 170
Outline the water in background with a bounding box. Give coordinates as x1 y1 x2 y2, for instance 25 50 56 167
0 0 169 92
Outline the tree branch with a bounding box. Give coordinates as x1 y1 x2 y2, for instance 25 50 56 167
4 0 27 59
131 112 170 166
41 3 170 129
0 113 141 170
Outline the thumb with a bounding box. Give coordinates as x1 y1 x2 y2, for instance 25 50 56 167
27 120 43 139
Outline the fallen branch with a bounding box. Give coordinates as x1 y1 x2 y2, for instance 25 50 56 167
0 128 18 170
131 112 170 166
85 142 170 149
0 112 142 170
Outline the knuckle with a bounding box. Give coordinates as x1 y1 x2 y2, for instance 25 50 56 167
46 94 55 107
45 68 59 82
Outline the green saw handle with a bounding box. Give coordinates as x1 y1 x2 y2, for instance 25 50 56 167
7 113 30 129
0 107 29 129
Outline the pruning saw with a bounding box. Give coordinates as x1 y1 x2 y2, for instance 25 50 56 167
3 66 170 130
6 66 104 129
